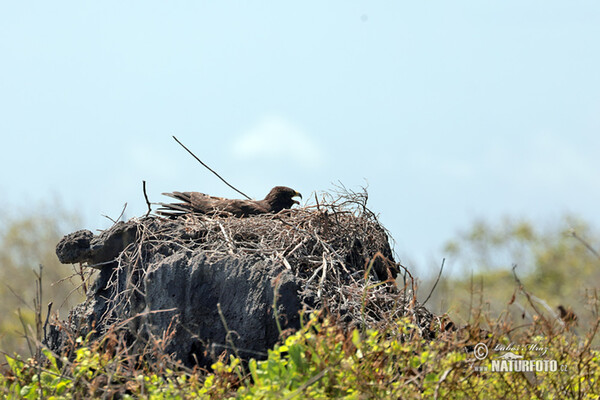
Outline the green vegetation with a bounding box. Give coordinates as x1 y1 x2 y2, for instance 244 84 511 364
2 312 599 399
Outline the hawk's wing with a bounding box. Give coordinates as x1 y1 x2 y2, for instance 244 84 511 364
157 192 269 218
222 199 270 217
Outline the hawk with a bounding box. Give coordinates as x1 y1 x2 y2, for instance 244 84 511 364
157 186 302 218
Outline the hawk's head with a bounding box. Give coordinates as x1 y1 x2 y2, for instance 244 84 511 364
264 186 302 213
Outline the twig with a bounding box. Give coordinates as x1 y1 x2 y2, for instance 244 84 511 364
217 302 244 372
434 367 453 400
43 302 53 344
272 273 283 334
17 308 34 357
422 258 445 306
33 265 44 399
172 135 252 200
284 367 331 400
317 252 328 299
468 271 474 323
396 261 417 304
102 203 127 224
314 193 320 212
5 284 33 311
78 263 89 294
143 180 152 217
305 265 324 287
276 252 292 270
570 229 600 261
511 265 545 319
111 308 178 331
216 221 236 255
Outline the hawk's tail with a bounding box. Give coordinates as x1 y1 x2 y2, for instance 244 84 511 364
156 192 195 218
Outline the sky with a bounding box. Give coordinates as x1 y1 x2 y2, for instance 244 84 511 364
1 2 599 276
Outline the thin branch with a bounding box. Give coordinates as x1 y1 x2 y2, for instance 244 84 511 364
172 135 252 200
102 203 127 224
17 308 34 357
422 258 445 306
111 308 178 331
434 367 453 400
468 271 474 323
570 229 600 261
511 264 545 319
5 283 33 311
43 302 53 344
314 192 320 212
396 261 417 305
143 180 152 217
217 302 244 371
284 367 331 400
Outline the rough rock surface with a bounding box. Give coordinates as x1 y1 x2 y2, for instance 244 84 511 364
55 222 138 267
52 220 304 367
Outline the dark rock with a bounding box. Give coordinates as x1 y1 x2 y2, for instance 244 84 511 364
55 222 139 267
55 229 93 264
89 221 138 264
50 217 305 367
142 253 300 366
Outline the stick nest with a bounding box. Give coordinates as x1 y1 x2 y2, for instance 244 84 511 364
108 186 435 336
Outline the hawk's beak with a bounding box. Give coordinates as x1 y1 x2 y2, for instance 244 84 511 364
293 191 302 205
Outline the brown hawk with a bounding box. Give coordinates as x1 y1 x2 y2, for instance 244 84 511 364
157 186 302 218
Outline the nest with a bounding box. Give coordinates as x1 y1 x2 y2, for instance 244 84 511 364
99 186 434 338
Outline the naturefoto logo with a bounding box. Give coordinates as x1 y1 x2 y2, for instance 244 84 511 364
470 343 567 372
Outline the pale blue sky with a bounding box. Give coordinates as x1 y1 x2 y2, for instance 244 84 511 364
2 2 599 275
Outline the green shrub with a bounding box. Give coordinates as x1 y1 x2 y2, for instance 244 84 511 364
3 312 598 399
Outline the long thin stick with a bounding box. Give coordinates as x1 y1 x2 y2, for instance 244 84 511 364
143 180 151 217
570 230 600 260
172 136 252 200
422 258 445 306
43 302 52 344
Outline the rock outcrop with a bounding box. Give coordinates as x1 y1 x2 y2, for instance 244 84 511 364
51 190 430 368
